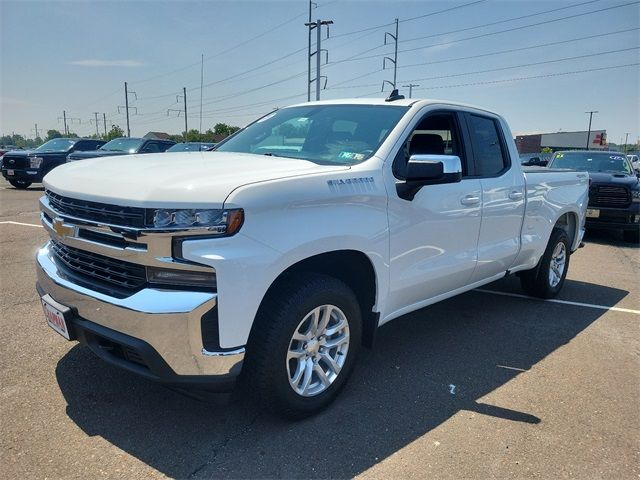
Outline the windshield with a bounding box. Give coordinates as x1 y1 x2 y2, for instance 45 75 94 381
99 138 145 153
35 139 76 152
550 152 633 175
167 142 213 152
215 104 409 165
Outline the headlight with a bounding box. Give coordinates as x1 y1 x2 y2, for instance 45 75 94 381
632 190 640 202
146 266 217 288
30 156 43 169
149 208 244 234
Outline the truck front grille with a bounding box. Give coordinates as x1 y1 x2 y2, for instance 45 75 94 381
2 155 28 169
50 240 147 297
589 185 631 208
46 190 149 228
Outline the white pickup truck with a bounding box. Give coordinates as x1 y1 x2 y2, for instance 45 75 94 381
36 95 588 417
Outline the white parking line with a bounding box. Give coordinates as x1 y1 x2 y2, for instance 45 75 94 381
0 221 43 228
476 288 640 315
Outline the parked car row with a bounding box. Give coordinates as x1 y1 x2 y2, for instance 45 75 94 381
0 138 216 188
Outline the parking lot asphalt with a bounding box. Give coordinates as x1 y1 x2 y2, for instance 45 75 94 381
1 177 638 479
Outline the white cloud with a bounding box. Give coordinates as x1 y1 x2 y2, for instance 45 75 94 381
68 59 145 67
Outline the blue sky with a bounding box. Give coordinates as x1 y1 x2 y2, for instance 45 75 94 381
1 0 638 145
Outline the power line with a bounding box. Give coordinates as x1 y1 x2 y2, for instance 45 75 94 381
327 0 639 66
398 0 488 24
401 0 602 44
410 62 639 92
326 46 640 90
397 27 640 69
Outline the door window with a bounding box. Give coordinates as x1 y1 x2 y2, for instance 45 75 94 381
466 114 509 176
393 112 467 179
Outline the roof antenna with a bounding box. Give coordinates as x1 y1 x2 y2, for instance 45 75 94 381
385 89 405 102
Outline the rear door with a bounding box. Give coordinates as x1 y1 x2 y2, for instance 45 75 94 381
463 113 525 282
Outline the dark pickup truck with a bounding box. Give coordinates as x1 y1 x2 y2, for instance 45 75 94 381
66 137 175 161
1 138 105 189
548 150 640 243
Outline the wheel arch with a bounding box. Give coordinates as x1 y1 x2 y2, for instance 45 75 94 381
554 210 579 250
251 250 380 349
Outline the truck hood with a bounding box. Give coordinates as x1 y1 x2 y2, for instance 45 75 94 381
67 150 129 160
588 171 639 188
44 151 350 208
3 149 63 157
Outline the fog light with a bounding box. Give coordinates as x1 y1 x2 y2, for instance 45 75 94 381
147 266 216 288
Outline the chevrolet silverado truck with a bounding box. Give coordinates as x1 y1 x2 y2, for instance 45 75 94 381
66 137 175 161
1 138 105 188
548 150 640 243
36 96 588 417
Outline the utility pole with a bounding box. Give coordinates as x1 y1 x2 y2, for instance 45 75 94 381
199 54 204 135
92 112 100 137
305 18 333 101
118 82 137 137
34 124 38 139
168 88 189 141
585 110 598 150
402 83 419 98
183 87 188 140
382 18 399 91
103 113 107 136
624 132 630 152
58 111 80 136
124 82 130 137
306 1 317 102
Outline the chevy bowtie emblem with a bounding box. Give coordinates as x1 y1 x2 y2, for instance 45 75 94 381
52 218 75 238
8 159 14 164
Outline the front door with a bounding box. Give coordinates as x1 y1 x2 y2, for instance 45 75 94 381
384 110 482 319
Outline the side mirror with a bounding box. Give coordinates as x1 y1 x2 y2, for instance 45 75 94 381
397 154 463 201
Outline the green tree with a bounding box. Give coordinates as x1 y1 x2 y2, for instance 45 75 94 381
185 129 202 142
540 147 553 154
104 125 125 141
212 123 239 136
45 130 63 141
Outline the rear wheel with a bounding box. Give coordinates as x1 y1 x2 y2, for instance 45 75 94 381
520 228 571 299
242 273 361 418
9 180 31 189
623 229 639 244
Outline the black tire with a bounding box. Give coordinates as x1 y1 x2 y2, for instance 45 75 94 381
623 229 639 244
520 227 571 299
9 180 31 189
242 273 362 419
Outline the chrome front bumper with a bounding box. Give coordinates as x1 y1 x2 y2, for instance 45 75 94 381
36 243 244 382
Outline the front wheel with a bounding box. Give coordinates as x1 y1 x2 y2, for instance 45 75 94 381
242 273 361 418
520 228 571 298
9 179 31 189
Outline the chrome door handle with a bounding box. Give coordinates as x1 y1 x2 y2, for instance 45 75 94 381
508 191 524 201
460 195 481 206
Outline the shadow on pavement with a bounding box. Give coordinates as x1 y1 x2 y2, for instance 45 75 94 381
583 228 639 248
56 280 628 478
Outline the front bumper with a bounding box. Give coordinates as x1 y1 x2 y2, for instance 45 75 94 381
2 168 43 182
36 243 244 389
586 204 640 231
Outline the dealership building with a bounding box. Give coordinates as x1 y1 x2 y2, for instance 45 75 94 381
515 130 607 154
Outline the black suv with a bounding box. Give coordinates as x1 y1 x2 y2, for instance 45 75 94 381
66 137 175 162
548 150 640 243
1 138 105 189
